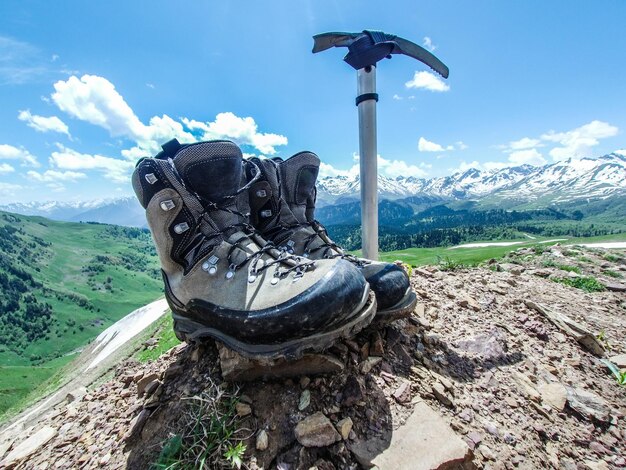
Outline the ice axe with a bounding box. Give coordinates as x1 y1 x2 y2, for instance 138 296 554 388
312 30 449 260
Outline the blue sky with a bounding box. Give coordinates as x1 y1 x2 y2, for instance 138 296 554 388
0 0 625 203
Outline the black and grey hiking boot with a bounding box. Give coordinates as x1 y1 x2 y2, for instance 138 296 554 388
132 140 376 359
248 151 417 323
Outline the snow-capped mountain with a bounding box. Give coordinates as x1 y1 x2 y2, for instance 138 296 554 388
0 196 147 227
1 153 624 228
316 153 626 204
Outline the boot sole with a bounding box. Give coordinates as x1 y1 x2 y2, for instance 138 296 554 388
374 288 418 323
169 288 377 361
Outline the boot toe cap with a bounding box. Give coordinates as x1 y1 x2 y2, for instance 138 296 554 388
362 262 410 310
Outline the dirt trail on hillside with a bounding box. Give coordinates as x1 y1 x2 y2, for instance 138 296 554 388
1 245 625 469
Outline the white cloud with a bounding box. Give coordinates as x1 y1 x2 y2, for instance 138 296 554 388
49 145 135 183
182 112 287 155
0 163 15 174
146 83 155 89
51 54 59 62
27 169 86 182
615 149 626 157
18 110 70 136
0 144 39 167
508 148 547 166
405 71 449 92
46 182 66 192
508 137 542 151
422 37 436 52
51 75 286 159
418 137 455 152
453 161 482 173
320 154 428 179
541 120 619 160
456 141 468 150
392 94 403 101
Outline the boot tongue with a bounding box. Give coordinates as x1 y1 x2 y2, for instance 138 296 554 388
279 151 320 224
172 141 248 231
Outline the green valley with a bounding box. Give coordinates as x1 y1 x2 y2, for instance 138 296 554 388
0 211 162 414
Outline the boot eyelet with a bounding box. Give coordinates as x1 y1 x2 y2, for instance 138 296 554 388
260 210 272 218
255 189 267 198
145 173 158 184
225 264 236 280
173 222 189 234
248 275 257 283
271 277 279 285
160 200 175 211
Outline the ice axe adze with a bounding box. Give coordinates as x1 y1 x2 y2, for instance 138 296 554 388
312 30 449 260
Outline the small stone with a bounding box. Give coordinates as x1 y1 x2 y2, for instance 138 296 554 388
393 380 411 404
565 387 610 423
236 402 252 417
370 332 384 356
163 365 184 380
360 356 382 374
137 373 160 397
359 342 370 361
336 417 353 440
458 296 480 311
539 382 567 411
300 376 311 389
256 430 268 451
299 390 311 411
480 445 495 461
512 371 540 402
143 379 161 397
432 383 454 407
342 375 364 406
65 386 87 403
295 412 341 447
100 453 111 465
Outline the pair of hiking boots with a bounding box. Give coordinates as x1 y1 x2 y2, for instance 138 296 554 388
132 139 417 360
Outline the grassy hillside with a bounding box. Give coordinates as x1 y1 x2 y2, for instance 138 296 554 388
375 233 626 267
0 210 162 413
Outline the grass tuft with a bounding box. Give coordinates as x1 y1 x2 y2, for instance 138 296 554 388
552 276 606 292
436 256 468 271
152 381 251 469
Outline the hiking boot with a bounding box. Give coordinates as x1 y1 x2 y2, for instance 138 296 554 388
132 140 376 359
248 151 417 322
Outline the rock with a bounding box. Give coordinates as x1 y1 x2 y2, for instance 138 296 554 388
538 382 567 411
1 426 57 466
294 412 341 447
609 353 626 369
455 328 507 361
583 460 610 470
480 445 495 461
393 380 412 404
370 332 384 356
565 387 610 423
137 373 160 397
236 402 252 417
298 390 311 411
458 296 481 311
65 386 87 403
604 281 626 292
218 345 344 381
512 371 540 402
432 383 454 407
366 401 472 469
143 379 161 397
300 376 311 389
256 430 268 451
336 417 353 440
341 375 364 406
124 409 151 442
360 357 382 374
163 364 184 380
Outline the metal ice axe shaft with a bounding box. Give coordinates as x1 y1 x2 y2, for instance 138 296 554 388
312 30 449 260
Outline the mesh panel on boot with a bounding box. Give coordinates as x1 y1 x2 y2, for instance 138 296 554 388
279 151 320 224
173 141 245 231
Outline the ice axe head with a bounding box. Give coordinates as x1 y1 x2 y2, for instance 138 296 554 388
312 30 449 78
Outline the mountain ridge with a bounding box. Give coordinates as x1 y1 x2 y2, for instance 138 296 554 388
2 153 625 228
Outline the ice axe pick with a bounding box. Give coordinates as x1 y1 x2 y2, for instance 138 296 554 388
312 30 449 260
